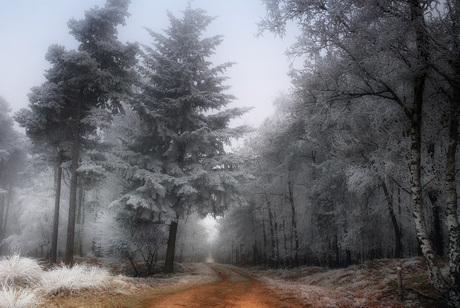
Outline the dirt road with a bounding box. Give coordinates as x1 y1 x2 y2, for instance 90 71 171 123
147 264 308 307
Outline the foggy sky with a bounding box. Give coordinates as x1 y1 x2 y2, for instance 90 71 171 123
0 0 298 128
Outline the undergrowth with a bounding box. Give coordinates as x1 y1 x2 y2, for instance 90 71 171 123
40 264 110 296
0 255 112 307
0 255 43 287
0 284 41 308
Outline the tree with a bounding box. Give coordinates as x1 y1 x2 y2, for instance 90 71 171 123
0 96 27 252
15 81 73 264
128 6 250 273
213 203 259 265
61 0 137 267
175 213 212 263
428 1 460 301
3 170 58 257
17 0 138 266
260 0 460 305
96 201 167 277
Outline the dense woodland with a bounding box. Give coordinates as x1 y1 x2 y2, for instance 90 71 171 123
0 0 460 306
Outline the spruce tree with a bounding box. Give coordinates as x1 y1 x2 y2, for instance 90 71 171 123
17 0 137 266
124 6 250 273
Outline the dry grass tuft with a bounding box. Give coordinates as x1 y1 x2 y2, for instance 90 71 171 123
40 264 111 296
0 284 41 308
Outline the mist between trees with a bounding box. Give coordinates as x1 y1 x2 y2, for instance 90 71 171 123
0 0 460 307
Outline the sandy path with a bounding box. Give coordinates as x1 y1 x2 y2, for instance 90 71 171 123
146 264 308 307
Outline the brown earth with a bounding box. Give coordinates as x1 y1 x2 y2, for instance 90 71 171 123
39 258 444 307
146 264 310 308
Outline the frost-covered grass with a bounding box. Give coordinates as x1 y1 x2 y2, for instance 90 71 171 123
40 264 111 296
0 284 40 308
0 255 116 306
0 255 217 307
41 262 219 307
0 255 43 287
251 258 445 308
131 262 218 289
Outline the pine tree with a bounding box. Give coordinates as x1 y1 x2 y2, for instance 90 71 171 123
124 6 250 273
17 0 138 266
15 81 73 264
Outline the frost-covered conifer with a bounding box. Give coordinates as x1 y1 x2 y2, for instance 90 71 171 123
117 6 251 273
16 0 138 266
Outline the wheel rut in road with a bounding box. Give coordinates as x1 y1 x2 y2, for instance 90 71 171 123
147 264 309 307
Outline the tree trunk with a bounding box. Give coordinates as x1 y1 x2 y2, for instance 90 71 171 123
0 195 4 242
407 0 447 297
127 254 139 277
444 60 460 307
427 191 444 256
50 150 63 265
346 248 352 266
381 180 402 258
408 57 447 300
288 180 300 266
164 220 178 273
282 217 288 268
76 184 85 257
273 209 280 268
262 219 268 268
254 239 259 266
1 184 12 240
65 88 83 266
251 216 260 266
267 204 276 268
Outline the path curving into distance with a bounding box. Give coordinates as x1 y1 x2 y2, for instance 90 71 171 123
147 264 309 307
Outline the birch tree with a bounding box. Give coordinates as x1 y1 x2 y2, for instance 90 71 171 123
260 0 460 305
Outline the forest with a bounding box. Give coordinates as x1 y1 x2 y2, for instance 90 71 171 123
0 0 459 307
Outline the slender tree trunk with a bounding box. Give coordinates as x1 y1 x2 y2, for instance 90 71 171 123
2 184 12 239
254 239 259 266
267 203 276 268
288 180 300 266
408 61 447 297
262 219 267 268
0 160 4 245
405 0 450 301
273 209 280 268
381 180 402 258
0 195 4 242
127 254 139 277
444 64 460 306
282 218 288 267
427 191 444 256
65 88 83 266
164 220 178 273
179 244 184 263
346 248 352 266
76 184 85 257
251 217 260 266
50 150 63 264
0 186 12 252
438 2 460 305
334 234 340 267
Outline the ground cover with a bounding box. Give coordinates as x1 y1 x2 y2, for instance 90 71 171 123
0 255 446 307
